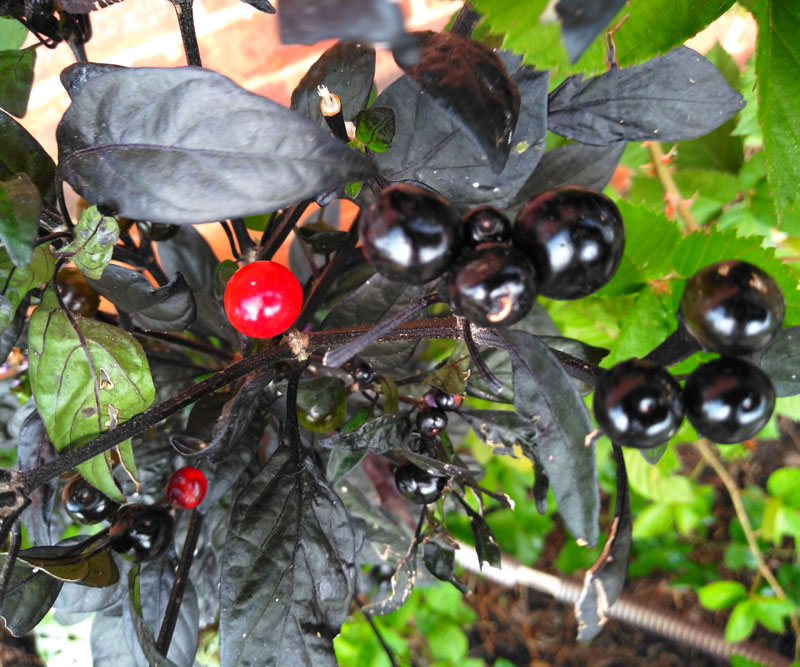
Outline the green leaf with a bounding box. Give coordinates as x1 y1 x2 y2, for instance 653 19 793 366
28 289 155 501
671 229 800 325
354 106 395 153
381 375 399 414
751 0 800 223
698 581 748 610
0 244 54 331
0 47 36 118
767 468 800 508
595 201 681 296
0 172 40 267
726 599 757 642
632 502 674 539
0 18 27 51
56 206 119 279
753 597 796 634
612 0 736 68
604 288 675 366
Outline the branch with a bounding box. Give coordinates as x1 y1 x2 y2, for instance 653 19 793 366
646 142 698 232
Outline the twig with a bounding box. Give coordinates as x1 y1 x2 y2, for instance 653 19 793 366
362 610 398 667
156 510 204 657
219 221 238 257
169 0 202 67
646 142 698 232
695 439 800 656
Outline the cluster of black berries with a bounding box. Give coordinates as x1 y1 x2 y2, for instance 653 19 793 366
594 260 785 448
358 184 626 327
394 388 462 504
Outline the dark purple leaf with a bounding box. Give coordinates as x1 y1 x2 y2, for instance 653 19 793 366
503 330 598 547
240 0 274 13
576 446 631 641
57 0 124 13
278 0 404 46
60 62 124 100
0 108 56 204
219 445 360 666
18 412 58 546
90 609 139 667
155 225 218 295
319 410 411 454
460 500 501 569
0 560 62 635
88 265 196 333
750 326 800 397
397 31 520 174
374 66 547 209
532 455 549 515
459 409 535 458
423 541 467 593
291 41 375 125
123 560 199 667
56 67 375 224
556 0 625 62
54 565 129 615
508 142 625 213
548 47 745 146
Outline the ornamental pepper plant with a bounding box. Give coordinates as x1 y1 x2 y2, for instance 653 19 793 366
1 0 800 665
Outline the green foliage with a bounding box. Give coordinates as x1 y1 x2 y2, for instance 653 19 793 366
0 46 36 117
0 172 39 267
56 206 119 280
0 244 53 331
0 17 26 51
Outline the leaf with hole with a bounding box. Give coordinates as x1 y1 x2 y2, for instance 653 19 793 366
56 206 118 279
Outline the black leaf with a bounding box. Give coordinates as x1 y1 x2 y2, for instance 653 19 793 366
397 31 520 174
295 220 350 254
575 446 631 641
639 443 668 465
751 326 800 397
0 109 56 204
56 67 375 224
508 142 625 213
538 334 608 396
155 225 218 295
556 0 625 62
17 412 58 546
191 292 239 347
323 273 427 369
459 499 501 569
319 410 411 454
240 0 274 13
532 455 549 515
423 541 468 594
374 65 547 209
219 444 360 666
503 330 598 547
459 409 537 457
291 41 375 125
57 0 125 12
88 265 196 333
91 609 139 667
278 0 404 46
60 62 124 100
0 294 28 367
548 46 745 146
122 560 199 667
0 559 62 635
54 566 128 615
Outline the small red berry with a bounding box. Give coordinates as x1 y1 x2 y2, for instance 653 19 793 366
223 261 303 338
166 466 208 510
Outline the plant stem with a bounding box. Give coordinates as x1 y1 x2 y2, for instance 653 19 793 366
169 0 202 67
695 439 800 655
450 3 481 37
219 221 238 257
256 200 313 261
644 325 701 367
156 509 204 657
646 142 698 232
230 218 256 253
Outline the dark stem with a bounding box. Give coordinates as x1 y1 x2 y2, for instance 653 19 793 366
450 2 481 37
323 292 442 368
156 510 204 657
286 362 309 460
548 348 604 386
462 318 503 393
324 112 349 143
36 231 72 247
135 330 232 362
257 200 313 261
219 221 238 257
294 226 360 332
362 611 398 667
230 218 256 253
169 0 202 67
0 521 22 606
644 325 701 368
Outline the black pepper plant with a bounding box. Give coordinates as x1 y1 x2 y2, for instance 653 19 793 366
0 0 800 664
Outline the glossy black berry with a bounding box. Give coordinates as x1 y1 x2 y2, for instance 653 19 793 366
679 260 785 356
512 186 625 300
422 388 462 411
108 504 174 561
447 242 537 327
61 475 120 525
351 360 375 385
593 359 685 449
683 357 775 444
463 206 512 245
407 430 437 455
417 409 448 436
394 463 448 504
137 221 180 241
359 184 461 285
